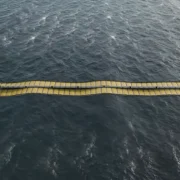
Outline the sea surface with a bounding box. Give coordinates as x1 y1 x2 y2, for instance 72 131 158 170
0 0 180 179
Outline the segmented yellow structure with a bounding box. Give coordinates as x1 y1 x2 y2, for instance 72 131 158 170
0 80 180 97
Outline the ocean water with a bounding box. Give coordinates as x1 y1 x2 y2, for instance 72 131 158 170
0 0 180 179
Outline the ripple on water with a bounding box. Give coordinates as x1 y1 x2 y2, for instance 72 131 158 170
0 0 180 179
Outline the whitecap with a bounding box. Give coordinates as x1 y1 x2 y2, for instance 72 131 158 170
30 36 36 41
172 145 180 170
137 146 144 158
123 137 129 155
0 143 16 170
2 36 12 46
38 16 47 25
85 135 96 157
128 121 134 131
41 16 47 21
129 161 136 174
169 130 174 139
126 148 129 155
64 27 76 36
52 169 57 178
37 144 62 177
125 35 130 40
110 35 116 40
29 35 38 43
107 15 111 19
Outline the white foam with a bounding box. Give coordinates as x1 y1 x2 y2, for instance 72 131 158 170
8 144 15 153
125 35 130 40
169 130 174 139
137 146 144 158
128 121 134 131
0 143 16 170
52 169 57 178
53 161 58 169
64 27 76 36
123 137 129 155
38 16 47 25
172 145 180 170
57 149 64 156
126 148 129 155
110 35 116 40
107 15 111 19
85 135 96 157
30 36 36 41
2 36 12 46
29 34 38 43
130 161 136 174
41 16 47 21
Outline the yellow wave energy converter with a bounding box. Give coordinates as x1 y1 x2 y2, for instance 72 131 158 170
0 80 180 97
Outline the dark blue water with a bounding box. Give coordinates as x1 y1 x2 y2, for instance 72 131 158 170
0 0 180 179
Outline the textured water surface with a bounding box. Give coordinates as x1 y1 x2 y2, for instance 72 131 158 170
0 0 180 179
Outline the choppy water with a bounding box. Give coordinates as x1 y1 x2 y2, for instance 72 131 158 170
0 0 180 179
